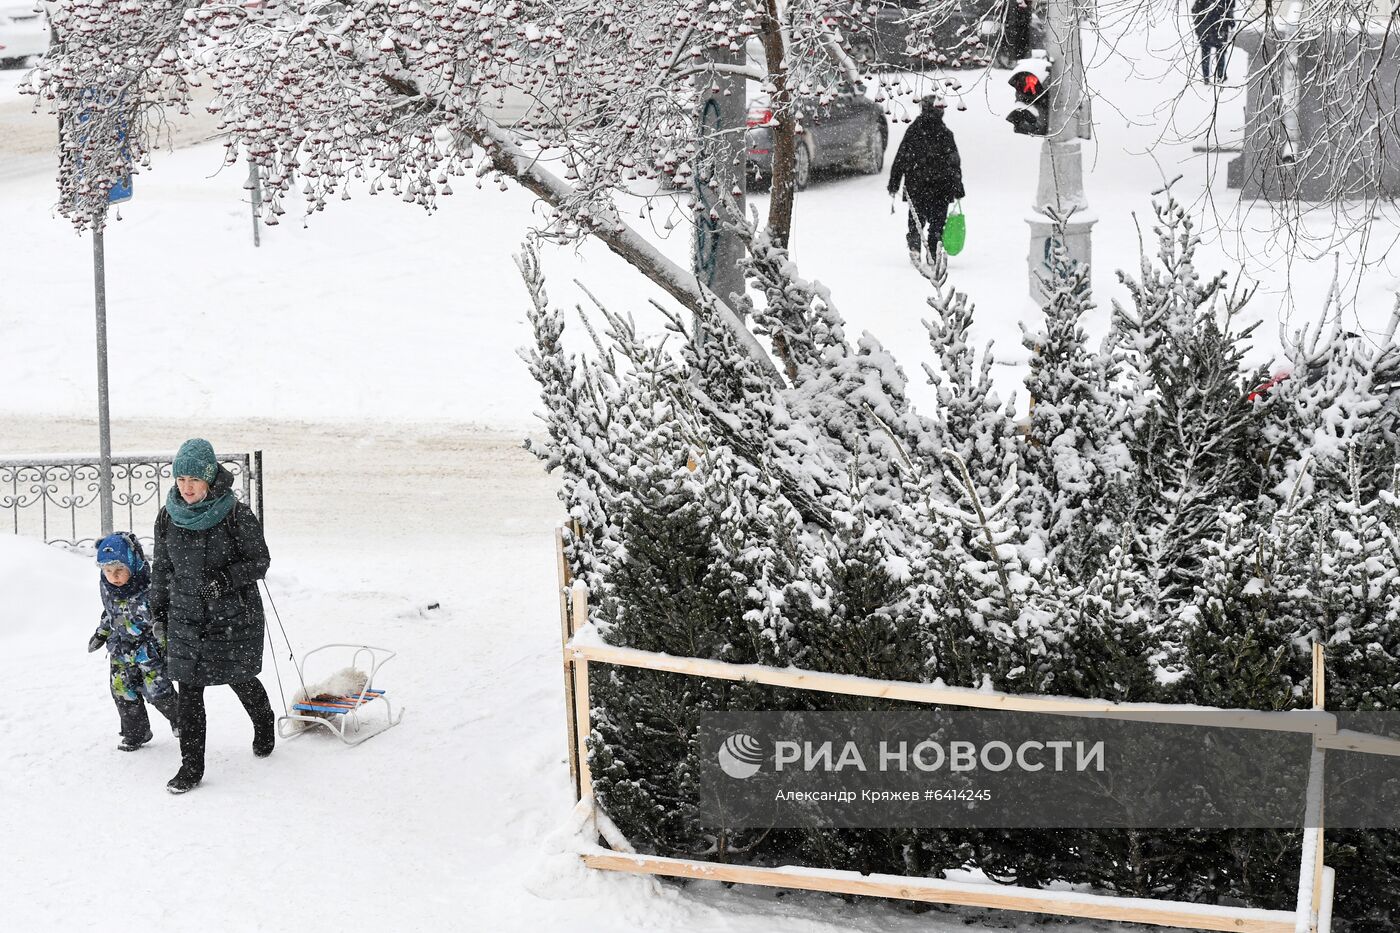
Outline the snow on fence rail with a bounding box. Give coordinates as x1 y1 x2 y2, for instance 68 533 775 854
552 527 1367 933
0 451 263 548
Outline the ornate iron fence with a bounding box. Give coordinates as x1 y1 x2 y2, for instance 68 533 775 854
0 451 263 549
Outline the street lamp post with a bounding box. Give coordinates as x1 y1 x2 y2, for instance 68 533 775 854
1026 0 1095 301
93 220 113 537
77 90 133 539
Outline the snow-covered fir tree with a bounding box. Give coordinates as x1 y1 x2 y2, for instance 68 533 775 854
921 252 1019 511
1267 295 1400 504
524 193 1400 929
1020 226 1129 579
1107 194 1268 633
1181 505 1305 711
1319 456 1400 712
518 246 629 594
1054 531 1160 702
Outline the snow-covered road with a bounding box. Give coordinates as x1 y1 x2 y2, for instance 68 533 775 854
0 69 223 182
5 42 1396 439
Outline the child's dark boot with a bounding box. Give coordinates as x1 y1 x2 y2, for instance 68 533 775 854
118 728 153 752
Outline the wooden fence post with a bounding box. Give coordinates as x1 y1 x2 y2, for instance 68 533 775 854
557 526 581 801
1311 643 1327 932
571 579 593 801
1295 641 1328 933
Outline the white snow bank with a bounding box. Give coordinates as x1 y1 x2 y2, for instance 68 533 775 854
0 534 92 643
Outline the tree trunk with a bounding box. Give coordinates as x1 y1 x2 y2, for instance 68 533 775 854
757 0 797 249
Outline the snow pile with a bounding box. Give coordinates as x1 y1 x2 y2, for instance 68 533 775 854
0 535 93 643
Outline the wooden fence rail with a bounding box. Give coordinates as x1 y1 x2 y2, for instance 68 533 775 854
554 529 1358 933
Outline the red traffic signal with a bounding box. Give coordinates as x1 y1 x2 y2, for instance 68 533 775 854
1007 59 1050 136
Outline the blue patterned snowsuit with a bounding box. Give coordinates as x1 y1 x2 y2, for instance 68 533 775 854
96 584 176 703
93 571 178 742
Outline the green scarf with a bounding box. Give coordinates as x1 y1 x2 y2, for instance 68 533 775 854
165 485 237 531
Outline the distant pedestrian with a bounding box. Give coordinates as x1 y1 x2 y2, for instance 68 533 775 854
152 438 275 794
1192 0 1235 84
1000 0 1035 68
888 95 965 266
89 532 179 752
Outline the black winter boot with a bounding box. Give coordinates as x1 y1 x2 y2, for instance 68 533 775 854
253 714 276 758
118 728 153 752
166 766 202 794
231 678 277 758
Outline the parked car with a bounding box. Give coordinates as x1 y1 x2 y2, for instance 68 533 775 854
0 2 48 68
744 42 888 190
746 92 887 190
842 1 1044 72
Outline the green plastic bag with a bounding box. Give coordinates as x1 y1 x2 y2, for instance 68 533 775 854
942 201 966 256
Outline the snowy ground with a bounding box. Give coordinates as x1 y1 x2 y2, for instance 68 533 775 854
0 415 1139 933
0 10 1392 931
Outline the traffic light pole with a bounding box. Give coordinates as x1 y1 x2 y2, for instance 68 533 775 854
1027 0 1095 302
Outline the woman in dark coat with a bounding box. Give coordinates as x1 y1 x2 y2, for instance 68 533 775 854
888 94 965 265
152 438 275 794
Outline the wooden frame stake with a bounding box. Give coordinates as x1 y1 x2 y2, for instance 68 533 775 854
557 526 581 800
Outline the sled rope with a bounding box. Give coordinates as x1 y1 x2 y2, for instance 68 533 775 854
264 622 287 714
261 579 309 712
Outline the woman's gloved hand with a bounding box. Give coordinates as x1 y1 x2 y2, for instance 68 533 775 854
197 571 234 601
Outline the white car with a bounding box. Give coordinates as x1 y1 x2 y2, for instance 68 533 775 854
0 2 49 68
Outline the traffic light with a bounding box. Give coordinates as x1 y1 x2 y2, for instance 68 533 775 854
1007 58 1050 136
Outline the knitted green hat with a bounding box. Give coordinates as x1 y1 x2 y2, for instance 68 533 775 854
173 438 219 484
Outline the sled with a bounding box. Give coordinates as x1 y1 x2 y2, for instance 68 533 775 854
275 644 405 747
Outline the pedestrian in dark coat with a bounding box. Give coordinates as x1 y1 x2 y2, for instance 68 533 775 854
1192 0 1235 84
89 531 179 751
888 95 965 265
152 438 275 794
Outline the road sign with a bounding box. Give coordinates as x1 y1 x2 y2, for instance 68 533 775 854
75 88 133 204
107 158 133 204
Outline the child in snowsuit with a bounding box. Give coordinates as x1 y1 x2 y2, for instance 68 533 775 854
88 532 179 751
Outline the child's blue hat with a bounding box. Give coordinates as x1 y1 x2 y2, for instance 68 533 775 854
95 532 144 573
